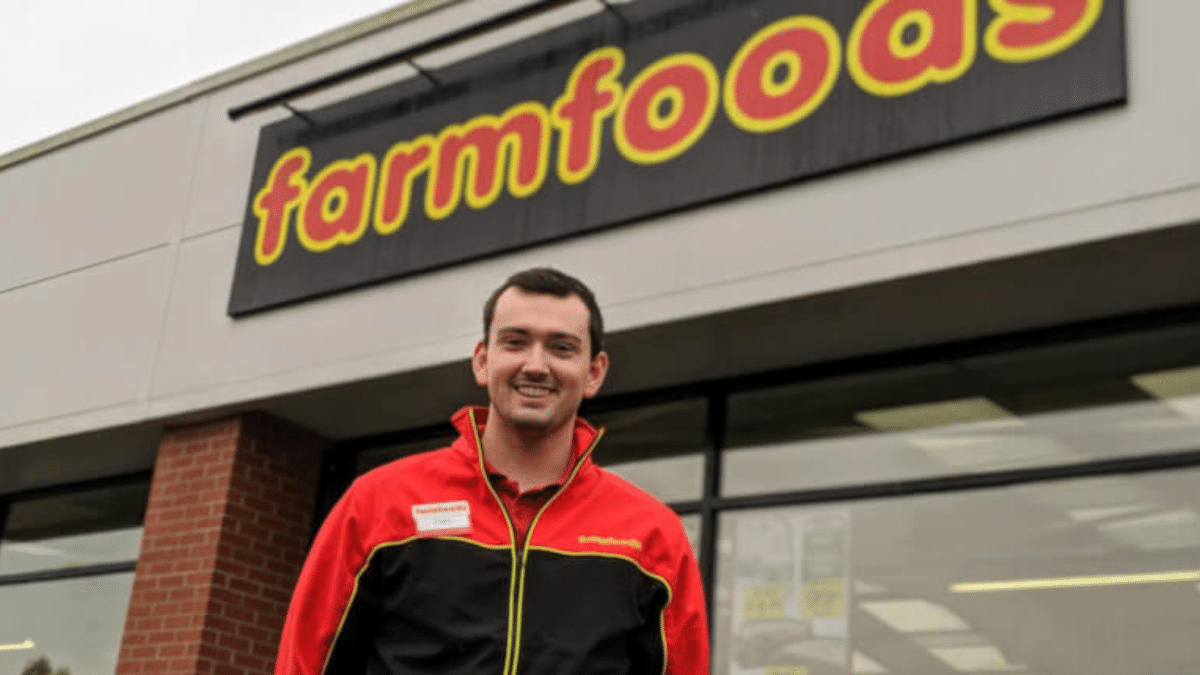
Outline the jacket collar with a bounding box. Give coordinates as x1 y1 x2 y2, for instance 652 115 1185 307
451 405 602 476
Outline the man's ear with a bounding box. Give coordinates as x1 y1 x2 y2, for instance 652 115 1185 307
584 351 609 398
472 340 489 387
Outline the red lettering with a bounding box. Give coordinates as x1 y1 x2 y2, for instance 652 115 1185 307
724 16 841 133
297 154 376 253
426 103 550 221
615 54 719 165
252 148 310 266
375 136 434 235
985 0 1103 63
848 0 976 97
551 47 625 185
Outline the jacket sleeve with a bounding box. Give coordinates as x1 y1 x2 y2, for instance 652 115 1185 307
274 482 378 675
663 533 710 675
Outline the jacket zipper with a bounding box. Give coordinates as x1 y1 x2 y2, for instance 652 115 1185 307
506 430 602 675
468 409 603 675
469 410 522 675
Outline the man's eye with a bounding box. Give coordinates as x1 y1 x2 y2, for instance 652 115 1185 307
552 343 575 354
502 337 525 347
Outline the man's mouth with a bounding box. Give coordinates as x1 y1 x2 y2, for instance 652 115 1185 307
514 384 554 398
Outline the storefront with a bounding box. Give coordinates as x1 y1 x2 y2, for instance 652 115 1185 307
3 0 1200 674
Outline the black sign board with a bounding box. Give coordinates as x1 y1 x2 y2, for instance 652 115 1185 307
229 0 1125 315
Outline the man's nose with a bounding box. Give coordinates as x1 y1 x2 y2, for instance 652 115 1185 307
521 344 551 377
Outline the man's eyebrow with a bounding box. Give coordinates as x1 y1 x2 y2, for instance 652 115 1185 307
495 327 582 343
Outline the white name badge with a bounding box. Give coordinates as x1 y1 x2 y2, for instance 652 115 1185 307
412 501 472 536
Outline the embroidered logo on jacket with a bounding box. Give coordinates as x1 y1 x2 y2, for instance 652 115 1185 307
413 501 472 536
579 535 643 551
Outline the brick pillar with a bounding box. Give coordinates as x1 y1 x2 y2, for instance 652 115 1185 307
116 413 326 675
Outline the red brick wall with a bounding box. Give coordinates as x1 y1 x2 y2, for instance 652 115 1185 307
116 414 325 675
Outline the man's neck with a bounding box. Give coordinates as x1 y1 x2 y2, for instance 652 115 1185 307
480 409 577 492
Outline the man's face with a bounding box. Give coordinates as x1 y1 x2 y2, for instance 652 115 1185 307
473 287 608 435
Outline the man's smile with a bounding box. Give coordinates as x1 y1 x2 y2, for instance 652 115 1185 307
514 383 555 398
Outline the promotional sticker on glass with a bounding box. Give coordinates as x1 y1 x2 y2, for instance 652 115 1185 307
729 511 850 675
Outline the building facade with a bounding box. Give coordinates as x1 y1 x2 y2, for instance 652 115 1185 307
2 0 1200 674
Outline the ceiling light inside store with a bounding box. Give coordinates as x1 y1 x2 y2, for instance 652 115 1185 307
951 569 1200 593
852 651 888 673
0 639 35 651
1096 508 1200 551
855 397 1015 431
911 632 992 649
1066 503 1157 523
859 599 970 633
1132 365 1200 418
908 434 1072 470
928 645 1024 672
853 579 889 595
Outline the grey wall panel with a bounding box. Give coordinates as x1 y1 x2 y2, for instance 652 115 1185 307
0 102 204 291
0 248 170 429
1128 1 1200 194
150 227 489 399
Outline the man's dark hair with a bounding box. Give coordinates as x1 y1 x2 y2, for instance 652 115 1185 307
483 267 605 357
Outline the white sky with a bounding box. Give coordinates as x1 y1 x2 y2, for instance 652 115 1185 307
0 0 413 156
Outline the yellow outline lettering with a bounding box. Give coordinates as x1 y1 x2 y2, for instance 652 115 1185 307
425 102 551 221
296 153 377 253
551 47 626 185
847 0 977 98
252 147 311 266
724 15 842 134
985 0 1103 63
615 52 720 165
374 135 435 236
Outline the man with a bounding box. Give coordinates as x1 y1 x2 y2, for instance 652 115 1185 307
274 268 709 674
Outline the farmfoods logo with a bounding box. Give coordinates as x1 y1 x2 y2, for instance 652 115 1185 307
229 0 1124 315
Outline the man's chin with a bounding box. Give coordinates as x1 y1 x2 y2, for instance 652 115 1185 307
510 414 557 432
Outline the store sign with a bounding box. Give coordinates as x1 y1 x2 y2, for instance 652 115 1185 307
229 0 1125 315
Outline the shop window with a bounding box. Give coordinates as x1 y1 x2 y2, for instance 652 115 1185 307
713 468 1200 675
680 513 702 558
0 479 148 675
0 482 147 575
0 573 135 675
723 338 1200 497
587 399 708 504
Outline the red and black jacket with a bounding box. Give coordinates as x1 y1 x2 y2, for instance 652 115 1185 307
275 406 710 675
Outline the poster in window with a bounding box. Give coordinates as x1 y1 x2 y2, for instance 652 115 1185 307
728 511 850 675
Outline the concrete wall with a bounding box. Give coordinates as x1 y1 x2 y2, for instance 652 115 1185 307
2 0 1199 452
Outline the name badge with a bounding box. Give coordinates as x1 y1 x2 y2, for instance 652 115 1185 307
413 501 472 536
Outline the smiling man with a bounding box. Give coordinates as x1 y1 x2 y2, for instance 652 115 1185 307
274 268 709 675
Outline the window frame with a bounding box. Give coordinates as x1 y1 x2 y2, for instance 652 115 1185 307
0 470 150 589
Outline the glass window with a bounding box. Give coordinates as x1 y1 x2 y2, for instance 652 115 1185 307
723 347 1200 496
680 513 701 558
714 468 1200 675
587 399 708 504
0 482 148 575
0 572 136 675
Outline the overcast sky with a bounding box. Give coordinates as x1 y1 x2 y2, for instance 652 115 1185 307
0 0 413 156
